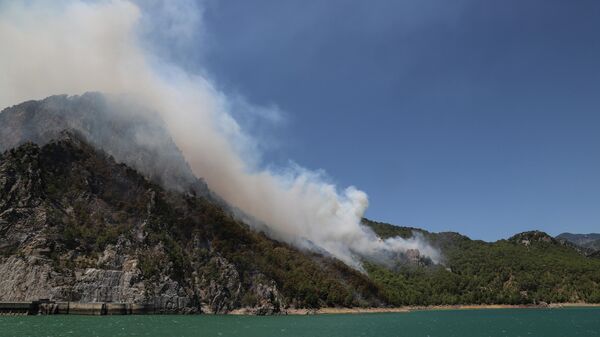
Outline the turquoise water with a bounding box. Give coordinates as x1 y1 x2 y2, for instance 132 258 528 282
1 308 599 337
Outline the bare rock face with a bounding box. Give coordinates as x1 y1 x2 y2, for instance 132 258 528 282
0 256 55 301
0 136 283 313
0 93 208 196
196 256 242 314
249 279 285 315
71 267 144 303
404 249 421 265
0 242 192 312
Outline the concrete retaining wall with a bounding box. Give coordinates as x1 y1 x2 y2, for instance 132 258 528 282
0 301 156 315
106 303 127 315
69 302 105 315
130 303 155 315
0 302 33 315
57 302 70 314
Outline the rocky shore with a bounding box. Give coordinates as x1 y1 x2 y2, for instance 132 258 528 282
3 300 599 316
279 303 600 315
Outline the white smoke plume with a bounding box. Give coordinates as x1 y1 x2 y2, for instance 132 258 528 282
0 0 440 269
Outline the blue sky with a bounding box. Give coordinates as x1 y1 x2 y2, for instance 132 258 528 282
149 1 600 241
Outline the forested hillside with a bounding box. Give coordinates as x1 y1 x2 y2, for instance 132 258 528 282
364 219 600 305
0 134 384 313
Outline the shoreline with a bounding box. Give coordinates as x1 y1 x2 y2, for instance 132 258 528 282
2 301 599 316
281 303 600 315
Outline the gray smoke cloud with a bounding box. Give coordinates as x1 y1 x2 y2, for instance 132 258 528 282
0 0 440 269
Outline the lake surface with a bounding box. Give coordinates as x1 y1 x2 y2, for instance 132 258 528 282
1 308 599 337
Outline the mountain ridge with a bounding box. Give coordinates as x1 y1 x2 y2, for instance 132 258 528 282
1 94 599 313
363 220 600 305
0 93 207 196
0 132 384 313
557 233 600 255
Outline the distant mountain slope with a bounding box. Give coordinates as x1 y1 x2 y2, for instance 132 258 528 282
557 233 600 254
0 134 384 313
363 219 600 305
0 93 206 196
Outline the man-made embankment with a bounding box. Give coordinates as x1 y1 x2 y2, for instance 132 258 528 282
0 300 155 315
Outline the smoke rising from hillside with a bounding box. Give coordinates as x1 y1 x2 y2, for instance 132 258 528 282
0 0 440 268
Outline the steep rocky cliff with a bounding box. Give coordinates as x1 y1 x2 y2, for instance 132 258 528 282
0 93 207 196
0 133 384 313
